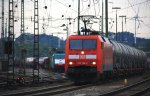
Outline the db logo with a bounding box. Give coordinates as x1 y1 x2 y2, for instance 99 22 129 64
79 55 86 59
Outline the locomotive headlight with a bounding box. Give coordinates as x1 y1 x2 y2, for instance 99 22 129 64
69 62 73 65
92 62 96 65
81 51 85 54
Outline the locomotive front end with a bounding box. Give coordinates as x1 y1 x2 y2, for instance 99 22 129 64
65 35 102 83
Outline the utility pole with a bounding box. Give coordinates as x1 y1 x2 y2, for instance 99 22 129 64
5 18 7 38
119 15 126 42
1 0 4 39
20 0 26 75
33 0 39 83
78 0 80 35
7 0 15 84
130 15 141 46
66 17 73 37
66 25 68 38
42 17 46 34
133 16 138 46
105 0 108 37
0 0 4 60
112 7 121 41
100 0 104 36
99 16 102 34
102 0 104 36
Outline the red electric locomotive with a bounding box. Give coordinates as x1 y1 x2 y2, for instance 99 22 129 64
65 35 147 84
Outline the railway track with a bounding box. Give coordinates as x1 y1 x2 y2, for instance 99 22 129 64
0 73 67 87
130 86 150 96
2 74 150 96
2 83 94 96
2 78 125 96
2 82 73 96
25 84 93 96
99 78 150 96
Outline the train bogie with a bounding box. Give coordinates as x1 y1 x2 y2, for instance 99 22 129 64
67 66 98 83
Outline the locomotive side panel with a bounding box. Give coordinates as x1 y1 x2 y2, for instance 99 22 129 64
65 38 69 72
94 37 102 73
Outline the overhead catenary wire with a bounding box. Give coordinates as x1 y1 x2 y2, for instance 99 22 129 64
1 0 150 39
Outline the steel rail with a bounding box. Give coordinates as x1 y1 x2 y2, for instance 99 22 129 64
129 86 150 96
25 84 92 96
99 78 150 96
2 83 73 96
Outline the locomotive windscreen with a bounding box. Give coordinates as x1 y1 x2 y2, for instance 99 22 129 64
69 39 96 50
54 55 65 59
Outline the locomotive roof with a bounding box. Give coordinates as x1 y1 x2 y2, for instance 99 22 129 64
68 35 112 44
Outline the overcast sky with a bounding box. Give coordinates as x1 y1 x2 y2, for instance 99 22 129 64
0 0 150 39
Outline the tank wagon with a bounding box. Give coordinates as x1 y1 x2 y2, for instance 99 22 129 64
65 35 147 83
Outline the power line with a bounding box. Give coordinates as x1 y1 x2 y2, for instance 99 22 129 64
125 0 150 11
109 0 150 14
55 0 77 13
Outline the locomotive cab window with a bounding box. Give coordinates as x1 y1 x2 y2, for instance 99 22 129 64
70 39 96 50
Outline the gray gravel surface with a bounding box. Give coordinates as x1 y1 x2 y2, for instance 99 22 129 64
0 71 150 96
53 73 150 96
